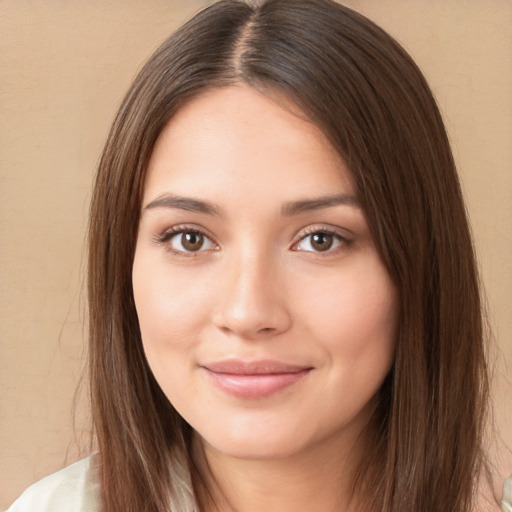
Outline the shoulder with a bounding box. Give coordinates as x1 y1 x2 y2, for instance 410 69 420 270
7 454 101 512
503 475 512 512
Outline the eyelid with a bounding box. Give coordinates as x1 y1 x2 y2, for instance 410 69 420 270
152 223 353 256
153 224 219 256
291 225 353 253
297 222 353 237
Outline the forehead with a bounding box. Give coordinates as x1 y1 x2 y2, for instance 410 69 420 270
143 84 354 203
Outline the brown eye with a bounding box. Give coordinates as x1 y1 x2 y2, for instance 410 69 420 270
294 230 346 253
165 230 216 254
181 232 204 252
310 233 334 252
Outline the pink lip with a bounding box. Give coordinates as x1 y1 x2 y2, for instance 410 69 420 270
201 360 312 399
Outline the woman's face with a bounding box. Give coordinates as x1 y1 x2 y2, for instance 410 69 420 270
132 85 397 461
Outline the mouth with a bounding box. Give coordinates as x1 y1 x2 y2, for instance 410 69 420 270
201 359 313 399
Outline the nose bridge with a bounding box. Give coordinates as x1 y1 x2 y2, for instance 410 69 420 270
214 244 291 338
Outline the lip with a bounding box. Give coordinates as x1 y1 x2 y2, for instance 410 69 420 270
201 359 313 399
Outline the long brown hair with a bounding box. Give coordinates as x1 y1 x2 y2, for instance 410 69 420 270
88 1 490 510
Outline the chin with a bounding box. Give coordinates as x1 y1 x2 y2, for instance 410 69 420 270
206 435 305 461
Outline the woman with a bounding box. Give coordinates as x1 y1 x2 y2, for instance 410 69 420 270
8 0 505 510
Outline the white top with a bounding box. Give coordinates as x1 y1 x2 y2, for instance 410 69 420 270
6 456 512 512
7 456 100 512
503 476 512 512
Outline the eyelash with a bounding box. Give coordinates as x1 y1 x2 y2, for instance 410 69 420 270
292 226 353 255
153 225 353 257
153 225 218 258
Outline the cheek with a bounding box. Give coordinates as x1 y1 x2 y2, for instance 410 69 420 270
132 262 214 409
297 257 397 371
132 256 212 361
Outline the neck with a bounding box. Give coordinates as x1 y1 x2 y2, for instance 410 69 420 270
192 427 368 512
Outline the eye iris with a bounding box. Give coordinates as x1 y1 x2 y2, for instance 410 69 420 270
311 232 333 251
181 232 204 251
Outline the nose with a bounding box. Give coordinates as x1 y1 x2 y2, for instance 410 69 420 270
212 251 292 340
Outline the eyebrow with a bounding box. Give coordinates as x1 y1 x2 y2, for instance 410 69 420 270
143 194 221 216
143 192 361 217
281 194 361 216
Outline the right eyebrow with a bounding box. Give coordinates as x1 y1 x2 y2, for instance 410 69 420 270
143 194 221 216
281 193 361 216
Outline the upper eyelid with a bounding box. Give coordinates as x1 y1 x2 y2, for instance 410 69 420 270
158 224 217 241
153 223 352 249
294 224 353 240
154 226 218 257
294 230 346 245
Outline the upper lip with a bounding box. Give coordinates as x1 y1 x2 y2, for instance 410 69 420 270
202 359 312 375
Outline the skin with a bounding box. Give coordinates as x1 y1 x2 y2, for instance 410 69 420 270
132 84 397 511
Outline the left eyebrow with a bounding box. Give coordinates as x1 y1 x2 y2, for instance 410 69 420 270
143 194 221 216
281 194 361 216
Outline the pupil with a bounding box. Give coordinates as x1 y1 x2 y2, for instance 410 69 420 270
311 233 333 251
182 232 203 251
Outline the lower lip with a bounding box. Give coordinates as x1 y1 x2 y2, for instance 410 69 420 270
204 369 311 399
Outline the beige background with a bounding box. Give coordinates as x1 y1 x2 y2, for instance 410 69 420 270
1 0 511 508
